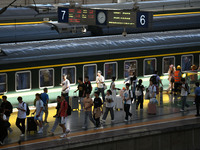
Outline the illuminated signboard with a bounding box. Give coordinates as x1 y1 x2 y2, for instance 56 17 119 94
58 7 153 28
58 7 96 25
107 10 136 27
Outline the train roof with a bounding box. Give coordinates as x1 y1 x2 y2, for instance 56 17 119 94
0 29 200 65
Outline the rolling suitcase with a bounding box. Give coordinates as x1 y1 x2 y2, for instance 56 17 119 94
27 116 37 133
148 103 157 115
71 94 79 110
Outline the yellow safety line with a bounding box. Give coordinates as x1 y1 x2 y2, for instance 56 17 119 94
0 21 49 26
0 11 200 26
154 11 200 17
0 50 199 73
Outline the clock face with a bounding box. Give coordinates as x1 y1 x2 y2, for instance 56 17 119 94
97 11 106 24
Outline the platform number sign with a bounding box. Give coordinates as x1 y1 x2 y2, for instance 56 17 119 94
58 7 69 23
137 12 150 28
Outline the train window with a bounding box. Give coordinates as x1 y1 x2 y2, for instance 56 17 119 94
124 60 137 78
144 58 157 75
39 68 54 88
83 64 97 82
162 57 175 74
62 67 76 85
181 55 193 71
104 62 118 80
16 71 31 92
0 73 7 93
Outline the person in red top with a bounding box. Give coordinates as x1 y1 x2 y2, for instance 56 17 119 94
58 94 70 138
174 65 182 95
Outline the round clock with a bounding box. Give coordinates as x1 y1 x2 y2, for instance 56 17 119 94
97 11 106 24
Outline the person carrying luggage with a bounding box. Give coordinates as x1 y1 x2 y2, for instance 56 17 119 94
49 96 62 135
93 92 103 128
1 95 13 134
74 77 86 111
58 94 70 138
102 90 115 123
82 92 96 130
135 79 145 110
16 96 26 137
123 83 133 122
174 65 182 95
41 88 49 123
32 93 44 134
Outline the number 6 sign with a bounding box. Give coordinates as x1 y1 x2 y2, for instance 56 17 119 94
137 11 152 28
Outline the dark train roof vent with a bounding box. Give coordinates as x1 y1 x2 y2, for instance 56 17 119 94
0 48 6 56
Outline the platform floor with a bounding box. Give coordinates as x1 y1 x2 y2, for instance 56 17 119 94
0 93 198 149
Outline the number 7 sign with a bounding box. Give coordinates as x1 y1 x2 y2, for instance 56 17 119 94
58 7 69 23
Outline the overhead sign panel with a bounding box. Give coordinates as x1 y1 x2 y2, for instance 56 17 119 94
58 7 153 28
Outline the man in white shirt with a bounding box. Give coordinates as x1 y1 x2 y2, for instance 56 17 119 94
16 96 26 137
96 70 105 102
61 75 70 97
180 78 189 112
123 83 133 121
32 93 44 134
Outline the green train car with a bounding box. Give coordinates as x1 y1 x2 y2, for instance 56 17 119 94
0 29 199 106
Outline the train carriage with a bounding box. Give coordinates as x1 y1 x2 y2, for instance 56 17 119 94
0 29 199 105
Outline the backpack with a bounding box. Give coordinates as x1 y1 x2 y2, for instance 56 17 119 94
67 104 72 116
150 75 158 85
23 102 30 116
63 100 72 116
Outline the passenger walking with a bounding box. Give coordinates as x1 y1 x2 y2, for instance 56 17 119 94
84 76 92 96
41 88 49 123
16 97 26 136
123 83 133 121
150 71 163 95
110 77 119 102
0 96 13 134
58 94 70 138
174 65 182 95
82 92 96 129
130 72 138 102
194 82 200 116
148 80 157 99
102 90 115 123
167 65 175 94
135 79 145 110
93 92 103 128
61 75 70 97
180 78 190 112
0 108 9 145
32 93 44 134
49 96 62 135
96 70 105 102
74 77 86 111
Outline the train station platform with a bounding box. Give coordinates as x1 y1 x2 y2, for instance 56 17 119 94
1 94 200 150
